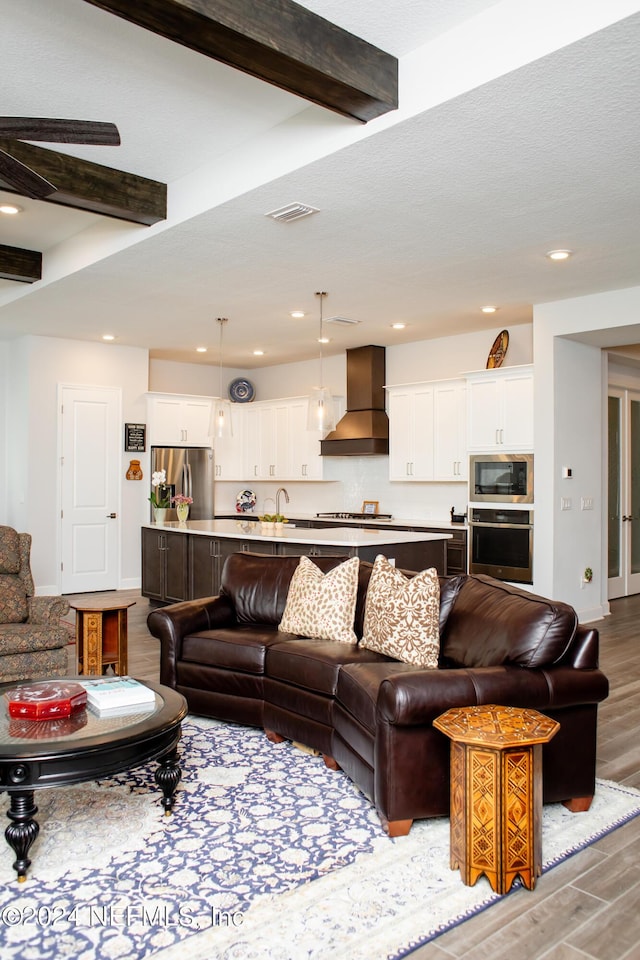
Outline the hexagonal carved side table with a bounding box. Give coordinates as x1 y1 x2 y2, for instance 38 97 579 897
434 704 560 894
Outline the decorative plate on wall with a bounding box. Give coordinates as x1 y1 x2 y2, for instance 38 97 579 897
228 378 255 403
486 329 509 369
236 489 257 513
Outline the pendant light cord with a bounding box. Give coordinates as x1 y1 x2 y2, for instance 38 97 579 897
315 291 326 389
217 317 227 399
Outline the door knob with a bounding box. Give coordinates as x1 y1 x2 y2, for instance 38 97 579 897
106 512 117 518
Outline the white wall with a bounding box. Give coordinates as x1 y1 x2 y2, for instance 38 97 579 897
149 358 249 397
6 336 149 593
534 284 640 618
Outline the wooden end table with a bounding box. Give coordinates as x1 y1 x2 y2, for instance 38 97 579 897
434 704 560 894
71 599 135 676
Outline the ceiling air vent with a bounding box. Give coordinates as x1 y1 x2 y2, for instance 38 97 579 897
325 316 361 326
265 202 319 223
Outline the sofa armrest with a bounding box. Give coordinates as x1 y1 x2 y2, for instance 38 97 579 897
147 595 236 688
27 595 70 624
377 664 609 726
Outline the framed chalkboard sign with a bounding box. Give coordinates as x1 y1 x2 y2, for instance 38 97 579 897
124 423 146 452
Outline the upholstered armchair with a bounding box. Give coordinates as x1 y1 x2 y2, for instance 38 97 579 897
0 525 70 682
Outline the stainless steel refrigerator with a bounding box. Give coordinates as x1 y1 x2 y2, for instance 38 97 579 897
150 446 215 522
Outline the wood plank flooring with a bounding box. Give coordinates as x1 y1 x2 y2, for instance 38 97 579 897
62 590 640 960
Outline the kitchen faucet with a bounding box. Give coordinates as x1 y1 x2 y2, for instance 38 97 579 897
276 487 290 516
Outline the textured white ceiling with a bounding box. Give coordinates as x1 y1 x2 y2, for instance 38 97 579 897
0 1 639 368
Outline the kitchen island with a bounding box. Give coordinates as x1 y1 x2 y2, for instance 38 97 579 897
141 519 450 606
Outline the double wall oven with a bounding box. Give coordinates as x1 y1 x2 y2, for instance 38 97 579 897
469 454 534 584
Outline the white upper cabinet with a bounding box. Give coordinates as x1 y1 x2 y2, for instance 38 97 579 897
433 379 467 480
243 401 290 480
147 394 212 447
388 383 435 480
212 403 244 479
466 366 533 452
288 399 325 480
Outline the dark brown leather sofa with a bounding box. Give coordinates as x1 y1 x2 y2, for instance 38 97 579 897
147 552 609 836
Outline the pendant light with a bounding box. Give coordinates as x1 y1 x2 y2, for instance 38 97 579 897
209 317 233 440
307 291 337 434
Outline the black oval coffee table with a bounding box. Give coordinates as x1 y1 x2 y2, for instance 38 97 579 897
0 678 187 882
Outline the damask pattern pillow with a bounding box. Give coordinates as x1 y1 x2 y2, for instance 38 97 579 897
279 555 360 644
0 575 29 624
361 554 440 667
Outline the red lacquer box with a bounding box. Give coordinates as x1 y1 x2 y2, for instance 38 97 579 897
6 681 88 720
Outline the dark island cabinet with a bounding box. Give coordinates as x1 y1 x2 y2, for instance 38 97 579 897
142 528 189 604
144 532 276 604
189 536 221 599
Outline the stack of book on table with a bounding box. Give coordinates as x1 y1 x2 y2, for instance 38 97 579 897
78 677 156 716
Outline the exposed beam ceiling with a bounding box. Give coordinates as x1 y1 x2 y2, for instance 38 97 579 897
82 0 398 122
0 139 167 226
0 244 41 283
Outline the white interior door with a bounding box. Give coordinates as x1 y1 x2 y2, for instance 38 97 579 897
60 386 121 593
608 388 640 599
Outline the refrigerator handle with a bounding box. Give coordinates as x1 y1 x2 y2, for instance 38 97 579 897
186 462 193 500
182 463 189 500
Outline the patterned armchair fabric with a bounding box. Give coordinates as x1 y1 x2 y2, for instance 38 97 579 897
0 526 71 682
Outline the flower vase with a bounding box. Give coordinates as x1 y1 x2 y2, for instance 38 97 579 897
176 504 190 523
154 507 167 525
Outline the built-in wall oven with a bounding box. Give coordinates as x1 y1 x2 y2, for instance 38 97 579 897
469 453 533 504
469 507 533 584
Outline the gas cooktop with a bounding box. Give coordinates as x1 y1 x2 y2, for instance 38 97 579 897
316 511 393 521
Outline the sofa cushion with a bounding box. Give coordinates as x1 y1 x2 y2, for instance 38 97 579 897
279 556 360 644
441 575 578 668
337 660 420 734
220 552 348 625
267 638 392 696
360 555 440 667
181 625 294 675
0 575 28 624
0 526 21 575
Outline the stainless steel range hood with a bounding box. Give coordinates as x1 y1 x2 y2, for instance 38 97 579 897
320 345 389 456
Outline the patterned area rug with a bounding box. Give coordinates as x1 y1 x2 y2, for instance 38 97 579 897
0 716 639 960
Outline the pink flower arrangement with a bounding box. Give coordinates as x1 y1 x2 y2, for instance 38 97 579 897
171 494 193 506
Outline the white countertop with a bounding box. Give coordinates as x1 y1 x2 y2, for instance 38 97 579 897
143 519 451 547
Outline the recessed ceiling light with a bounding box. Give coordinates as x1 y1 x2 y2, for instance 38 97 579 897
481 306 497 314
546 249 572 261
317 337 330 344
253 349 265 356
102 334 115 341
0 203 22 215
196 346 207 353
391 322 406 329
290 311 305 318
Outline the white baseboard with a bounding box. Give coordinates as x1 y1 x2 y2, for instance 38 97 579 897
120 577 141 591
35 584 61 596
577 603 608 623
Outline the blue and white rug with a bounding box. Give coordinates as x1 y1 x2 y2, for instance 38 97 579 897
0 716 639 960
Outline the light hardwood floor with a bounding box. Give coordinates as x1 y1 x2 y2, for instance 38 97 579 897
63 590 640 960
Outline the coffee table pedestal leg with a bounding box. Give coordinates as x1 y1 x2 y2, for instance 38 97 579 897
5 790 39 882
155 748 181 815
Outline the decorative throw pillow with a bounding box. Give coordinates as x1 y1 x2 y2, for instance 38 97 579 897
279 555 360 644
0 575 29 624
361 554 440 668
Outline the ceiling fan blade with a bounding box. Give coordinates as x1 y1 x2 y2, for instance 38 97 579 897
0 118 121 146
0 148 57 199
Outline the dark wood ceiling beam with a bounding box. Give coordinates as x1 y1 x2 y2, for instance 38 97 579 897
0 139 167 225
0 244 42 283
83 0 398 122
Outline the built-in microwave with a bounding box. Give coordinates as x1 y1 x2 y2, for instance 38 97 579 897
469 453 533 504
